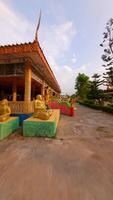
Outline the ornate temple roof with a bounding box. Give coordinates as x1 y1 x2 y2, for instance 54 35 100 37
0 40 61 93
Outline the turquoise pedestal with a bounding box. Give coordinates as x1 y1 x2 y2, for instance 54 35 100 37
23 109 60 138
0 117 19 140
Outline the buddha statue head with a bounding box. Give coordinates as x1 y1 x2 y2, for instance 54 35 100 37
36 95 43 101
1 99 8 106
0 99 11 122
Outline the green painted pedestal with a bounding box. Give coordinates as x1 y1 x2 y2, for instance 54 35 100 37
23 109 60 138
0 117 19 140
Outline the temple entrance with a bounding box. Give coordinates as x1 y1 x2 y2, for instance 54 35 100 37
31 79 42 100
0 77 42 101
0 77 24 101
0 86 12 101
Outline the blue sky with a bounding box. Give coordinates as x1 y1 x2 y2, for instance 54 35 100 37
0 0 113 94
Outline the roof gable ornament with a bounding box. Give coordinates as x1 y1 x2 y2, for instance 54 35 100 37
35 10 42 41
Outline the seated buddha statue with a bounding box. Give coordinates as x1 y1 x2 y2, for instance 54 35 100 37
33 95 52 120
0 99 11 122
45 87 49 105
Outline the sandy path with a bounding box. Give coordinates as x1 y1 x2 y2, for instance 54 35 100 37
0 105 113 200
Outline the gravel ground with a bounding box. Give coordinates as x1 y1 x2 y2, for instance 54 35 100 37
0 105 113 200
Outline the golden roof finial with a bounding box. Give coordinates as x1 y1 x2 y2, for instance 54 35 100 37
35 10 42 41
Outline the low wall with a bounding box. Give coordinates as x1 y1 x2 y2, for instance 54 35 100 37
8 101 34 114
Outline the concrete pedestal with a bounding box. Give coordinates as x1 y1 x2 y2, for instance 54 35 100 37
0 117 19 140
23 109 60 138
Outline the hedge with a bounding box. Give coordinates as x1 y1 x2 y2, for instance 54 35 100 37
78 101 113 114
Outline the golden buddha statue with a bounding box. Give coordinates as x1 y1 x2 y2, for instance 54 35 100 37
45 87 51 106
0 99 11 122
33 95 52 120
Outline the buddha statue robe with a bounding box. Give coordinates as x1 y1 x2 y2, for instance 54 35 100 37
0 99 11 122
33 95 52 120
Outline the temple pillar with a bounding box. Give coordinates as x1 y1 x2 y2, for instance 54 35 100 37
41 81 45 100
24 62 31 102
12 78 17 101
32 85 35 100
49 88 52 102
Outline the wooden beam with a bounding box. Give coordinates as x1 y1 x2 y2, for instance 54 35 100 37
32 72 43 84
41 80 45 99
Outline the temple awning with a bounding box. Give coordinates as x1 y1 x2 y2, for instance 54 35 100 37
0 40 61 93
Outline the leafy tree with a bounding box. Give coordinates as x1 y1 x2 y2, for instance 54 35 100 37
100 18 113 88
75 73 89 100
88 73 103 99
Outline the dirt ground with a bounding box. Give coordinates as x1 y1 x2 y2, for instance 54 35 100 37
0 105 113 200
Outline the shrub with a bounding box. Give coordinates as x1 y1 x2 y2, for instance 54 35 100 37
84 99 95 105
78 100 113 114
102 106 113 114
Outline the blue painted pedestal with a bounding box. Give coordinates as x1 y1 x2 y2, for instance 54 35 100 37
11 113 33 125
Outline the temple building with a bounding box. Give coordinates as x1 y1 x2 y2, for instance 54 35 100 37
0 31 61 116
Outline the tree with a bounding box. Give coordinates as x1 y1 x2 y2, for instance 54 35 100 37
75 73 89 100
88 73 103 99
100 18 113 88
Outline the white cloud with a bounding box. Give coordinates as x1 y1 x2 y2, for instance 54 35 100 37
76 63 91 75
0 1 34 45
40 21 76 59
76 62 104 82
64 65 73 73
40 21 76 94
58 62 104 95
52 65 76 95
0 1 77 94
71 54 77 64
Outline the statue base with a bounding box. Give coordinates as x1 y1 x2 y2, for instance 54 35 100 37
23 109 60 138
0 117 19 140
